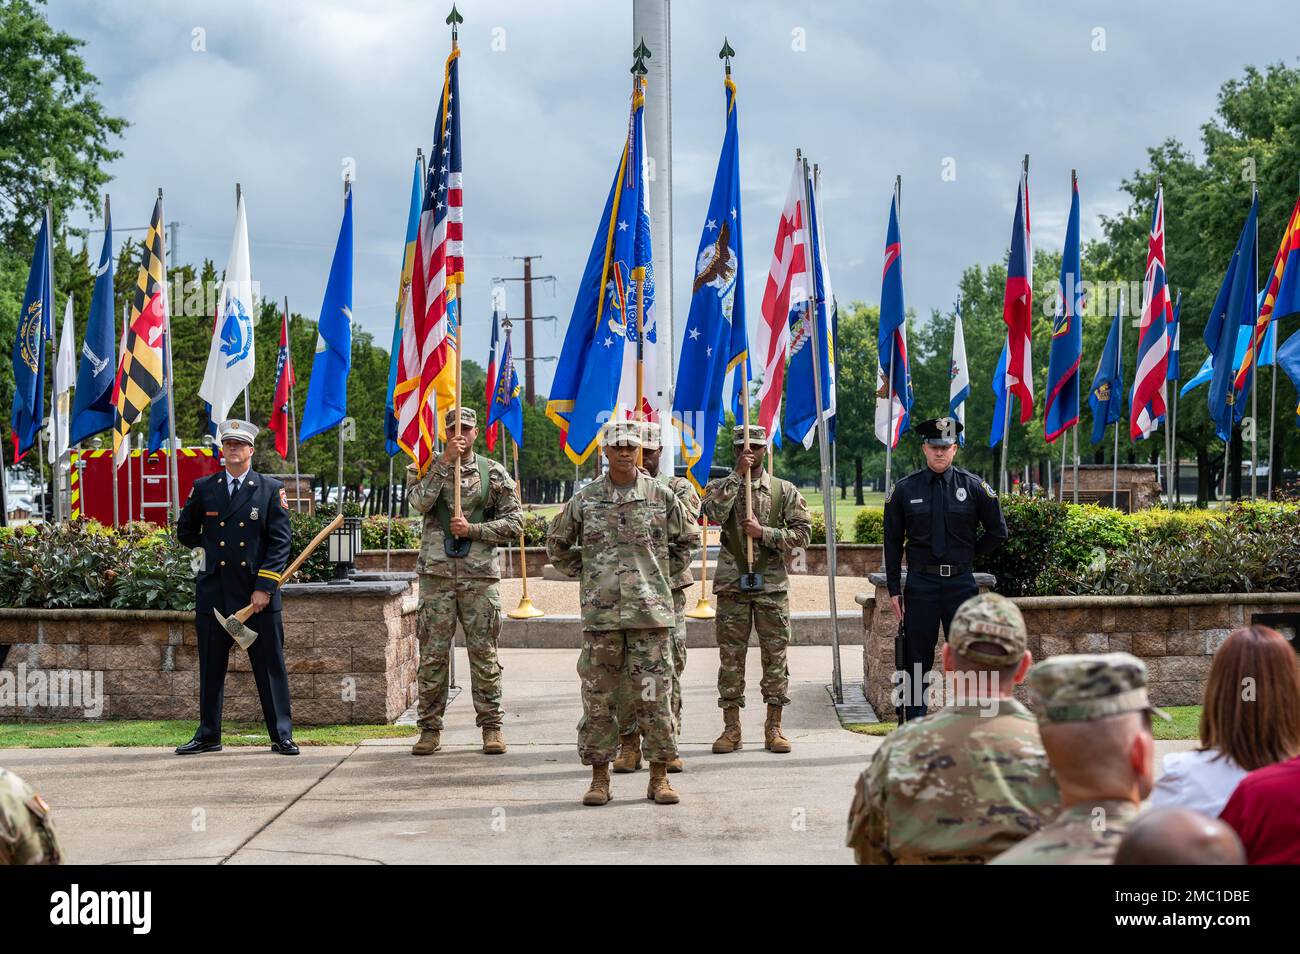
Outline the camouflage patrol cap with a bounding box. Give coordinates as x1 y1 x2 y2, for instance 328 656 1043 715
444 406 477 429
602 419 642 448
639 421 663 450
732 424 767 445
1029 653 1171 724
948 593 1028 666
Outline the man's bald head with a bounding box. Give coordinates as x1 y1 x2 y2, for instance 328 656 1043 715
1114 808 1245 865
1039 711 1156 803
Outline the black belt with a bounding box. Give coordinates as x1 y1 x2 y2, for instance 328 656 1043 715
920 563 972 578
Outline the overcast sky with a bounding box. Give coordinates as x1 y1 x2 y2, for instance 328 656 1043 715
51 0 1298 396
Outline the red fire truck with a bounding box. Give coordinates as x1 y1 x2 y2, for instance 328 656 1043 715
70 447 221 526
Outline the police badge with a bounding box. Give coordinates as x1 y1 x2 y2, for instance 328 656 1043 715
956 487 967 502
250 507 259 521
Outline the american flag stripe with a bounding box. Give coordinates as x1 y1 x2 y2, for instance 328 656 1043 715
1131 186 1170 439
756 162 809 437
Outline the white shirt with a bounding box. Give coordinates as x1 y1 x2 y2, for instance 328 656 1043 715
224 463 251 496
1150 748 1247 818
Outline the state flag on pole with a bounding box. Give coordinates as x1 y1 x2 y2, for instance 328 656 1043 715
10 208 52 462
484 307 500 452
1238 195 1300 394
1131 185 1172 440
1090 298 1125 444
49 295 75 464
389 151 424 462
1002 166 1034 423
300 187 354 443
488 320 523 448
672 75 748 492
546 75 652 464
268 303 296 459
199 190 256 429
70 212 117 446
112 197 167 463
1205 193 1258 442
756 161 809 448
110 306 128 468
1045 177 1083 442
989 340 1014 448
1167 290 1182 382
410 46 464 463
949 301 969 447
784 162 835 450
875 188 910 448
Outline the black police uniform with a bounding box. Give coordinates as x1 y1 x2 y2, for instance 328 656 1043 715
176 468 294 745
884 464 1007 720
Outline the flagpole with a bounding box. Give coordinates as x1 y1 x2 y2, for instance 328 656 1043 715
44 200 59 523
1250 185 1259 501
1114 289 1123 505
797 153 841 704
508 432 543 619
1072 168 1081 505
234 183 251 422
1072 424 1079 503
1268 324 1277 500
884 174 899 492
337 178 349 510
156 188 181 520
285 297 302 513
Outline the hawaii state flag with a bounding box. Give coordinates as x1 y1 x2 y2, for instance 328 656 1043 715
269 303 296 459
1131 185 1172 440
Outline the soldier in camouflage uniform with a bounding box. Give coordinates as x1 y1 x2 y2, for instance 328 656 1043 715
547 420 697 806
612 421 701 776
846 593 1061 864
405 407 524 757
991 653 1167 865
0 767 62 864
701 424 810 755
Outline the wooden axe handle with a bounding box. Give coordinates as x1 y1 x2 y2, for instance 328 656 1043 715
232 514 345 623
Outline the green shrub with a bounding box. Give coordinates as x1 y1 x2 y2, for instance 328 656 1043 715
853 508 885 544
521 511 549 547
809 510 843 545
288 511 336 583
976 496 1068 596
360 515 421 551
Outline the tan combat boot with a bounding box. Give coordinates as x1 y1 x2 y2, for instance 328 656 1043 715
711 706 743 754
612 731 642 773
765 703 792 753
411 729 441 756
646 762 680 804
583 763 612 806
666 754 684 773
482 727 507 755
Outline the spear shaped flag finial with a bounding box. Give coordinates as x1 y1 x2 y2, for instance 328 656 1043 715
447 3 463 38
719 37 736 74
631 37 651 76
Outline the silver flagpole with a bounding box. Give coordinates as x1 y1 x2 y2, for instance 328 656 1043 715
158 189 181 519
1058 436 1066 501
1072 425 1079 503
1268 327 1277 500
1113 289 1123 505
1250 185 1259 501
285 297 303 513
797 153 841 703
884 174 900 492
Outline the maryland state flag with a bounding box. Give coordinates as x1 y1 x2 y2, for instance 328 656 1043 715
113 196 168 461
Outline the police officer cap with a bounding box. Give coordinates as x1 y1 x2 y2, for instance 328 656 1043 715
217 419 257 446
1028 653 1171 724
444 406 477 429
732 424 767 445
917 417 962 446
602 420 642 448
639 421 663 450
948 593 1028 666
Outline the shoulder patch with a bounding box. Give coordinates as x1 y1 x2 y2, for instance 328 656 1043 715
279 487 289 509
981 481 998 498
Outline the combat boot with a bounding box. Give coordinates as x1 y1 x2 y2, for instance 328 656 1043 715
482 727 507 755
646 762 680 804
411 730 441 756
666 755 684 773
583 763 612 806
612 731 642 773
764 703 792 753
712 706 743 753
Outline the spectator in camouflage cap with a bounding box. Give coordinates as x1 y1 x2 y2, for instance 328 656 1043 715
991 653 1169 865
847 593 1060 864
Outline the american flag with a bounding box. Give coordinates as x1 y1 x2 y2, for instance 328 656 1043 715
756 160 811 443
408 46 464 471
1131 184 1171 439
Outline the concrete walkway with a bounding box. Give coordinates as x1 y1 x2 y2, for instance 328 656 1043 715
3 647 878 864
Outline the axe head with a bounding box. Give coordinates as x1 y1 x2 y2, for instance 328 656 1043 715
214 608 258 650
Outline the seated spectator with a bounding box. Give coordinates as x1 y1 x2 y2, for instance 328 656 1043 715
1151 625 1300 817
1220 752 1300 864
1114 807 1245 865
846 593 1060 865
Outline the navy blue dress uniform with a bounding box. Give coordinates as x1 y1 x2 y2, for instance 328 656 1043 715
174 420 296 754
884 418 1007 721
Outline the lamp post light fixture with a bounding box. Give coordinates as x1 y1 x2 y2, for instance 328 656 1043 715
328 515 362 583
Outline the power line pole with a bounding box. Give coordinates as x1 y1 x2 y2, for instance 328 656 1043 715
500 256 556 406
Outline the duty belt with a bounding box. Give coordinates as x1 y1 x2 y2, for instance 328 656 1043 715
921 563 972 577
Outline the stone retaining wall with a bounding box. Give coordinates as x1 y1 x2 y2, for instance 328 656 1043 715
857 578 1300 720
0 574 419 726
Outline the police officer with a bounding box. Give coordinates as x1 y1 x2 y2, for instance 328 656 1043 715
175 419 297 755
884 417 1007 721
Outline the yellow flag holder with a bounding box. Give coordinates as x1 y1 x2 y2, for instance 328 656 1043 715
507 433 544 619
686 517 715 619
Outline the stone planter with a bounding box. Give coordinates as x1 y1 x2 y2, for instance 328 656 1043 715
856 576 1300 721
0 572 419 726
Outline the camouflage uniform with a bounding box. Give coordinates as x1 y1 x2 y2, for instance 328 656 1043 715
406 416 524 733
547 461 697 766
0 767 62 865
616 468 700 739
847 593 1061 864
991 653 1169 866
701 444 810 710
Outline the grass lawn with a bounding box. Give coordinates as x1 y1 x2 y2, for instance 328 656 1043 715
845 705 1203 742
0 720 418 749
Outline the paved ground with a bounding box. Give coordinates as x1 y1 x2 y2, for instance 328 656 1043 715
497 574 874 614
3 647 877 864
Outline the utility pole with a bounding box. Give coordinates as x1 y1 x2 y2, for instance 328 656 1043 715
499 256 556 406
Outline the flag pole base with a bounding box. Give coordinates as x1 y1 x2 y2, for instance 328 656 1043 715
508 596 545 620
686 597 716 620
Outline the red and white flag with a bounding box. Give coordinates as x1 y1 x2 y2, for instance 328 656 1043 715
756 160 812 442
1002 165 1034 423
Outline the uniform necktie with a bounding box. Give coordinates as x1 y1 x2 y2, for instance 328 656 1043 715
931 473 947 559
230 478 240 497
